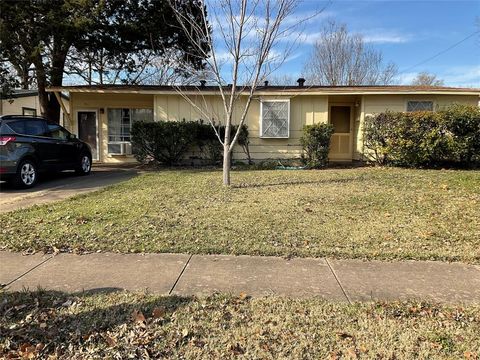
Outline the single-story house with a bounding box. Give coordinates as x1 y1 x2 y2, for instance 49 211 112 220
0 89 70 126
47 84 480 163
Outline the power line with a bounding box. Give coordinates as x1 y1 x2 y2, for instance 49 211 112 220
399 30 480 74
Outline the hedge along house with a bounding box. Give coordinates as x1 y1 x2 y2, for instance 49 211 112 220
47 83 480 164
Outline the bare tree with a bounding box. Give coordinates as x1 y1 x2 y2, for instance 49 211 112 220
169 0 312 185
410 71 444 86
267 73 298 86
304 20 397 86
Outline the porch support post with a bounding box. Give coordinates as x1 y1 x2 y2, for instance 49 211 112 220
53 91 72 128
360 95 366 161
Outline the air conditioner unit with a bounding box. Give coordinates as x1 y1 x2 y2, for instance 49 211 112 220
108 142 132 155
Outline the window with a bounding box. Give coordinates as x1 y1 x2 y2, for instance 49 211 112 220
22 107 37 116
47 123 70 140
330 106 351 133
8 119 48 136
260 100 290 138
107 108 153 143
406 101 434 112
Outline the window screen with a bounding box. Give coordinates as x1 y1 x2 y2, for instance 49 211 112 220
261 101 289 138
406 101 433 112
108 108 153 143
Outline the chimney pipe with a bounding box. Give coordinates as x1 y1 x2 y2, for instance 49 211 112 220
297 78 305 87
200 80 206 88
264 80 269 87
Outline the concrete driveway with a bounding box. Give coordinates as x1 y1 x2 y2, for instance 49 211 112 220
0 165 138 213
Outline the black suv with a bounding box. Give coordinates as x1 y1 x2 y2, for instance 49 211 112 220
0 115 92 188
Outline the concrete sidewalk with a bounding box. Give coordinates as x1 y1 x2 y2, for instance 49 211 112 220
1 251 479 304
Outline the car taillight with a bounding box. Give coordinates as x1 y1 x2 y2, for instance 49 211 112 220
0 136 16 145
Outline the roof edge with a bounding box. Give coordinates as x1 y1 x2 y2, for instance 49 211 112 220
47 84 480 96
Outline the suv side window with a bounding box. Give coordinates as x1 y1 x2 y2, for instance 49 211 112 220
47 123 70 140
8 119 48 136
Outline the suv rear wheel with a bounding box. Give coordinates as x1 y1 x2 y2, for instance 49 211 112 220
13 159 38 188
75 153 91 175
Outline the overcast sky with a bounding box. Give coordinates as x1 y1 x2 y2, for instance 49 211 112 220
236 0 480 87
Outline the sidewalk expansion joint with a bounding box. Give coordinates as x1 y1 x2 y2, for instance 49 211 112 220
2 254 55 288
325 258 352 304
168 254 193 295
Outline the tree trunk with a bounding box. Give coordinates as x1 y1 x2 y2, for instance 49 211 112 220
48 51 67 122
222 144 231 186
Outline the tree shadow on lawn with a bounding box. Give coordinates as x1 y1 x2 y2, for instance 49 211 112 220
0 287 193 358
231 176 365 189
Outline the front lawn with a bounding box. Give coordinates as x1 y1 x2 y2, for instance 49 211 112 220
1 167 479 262
1 290 479 359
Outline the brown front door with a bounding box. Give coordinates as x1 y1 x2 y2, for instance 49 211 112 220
77 111 98 160
329 105 353 160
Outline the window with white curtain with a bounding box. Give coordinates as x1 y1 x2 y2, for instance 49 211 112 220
260 100 290 138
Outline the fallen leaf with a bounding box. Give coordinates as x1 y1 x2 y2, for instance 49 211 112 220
152 307 166 319
182 328 189 338
132 310 146 323
104 335 116 347
239 292 249 301
192 339 205 348
229 343 245 355
346 348 358 359
336 332 354 340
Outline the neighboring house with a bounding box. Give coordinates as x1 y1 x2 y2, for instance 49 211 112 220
0 89 70 127
46 84 480 163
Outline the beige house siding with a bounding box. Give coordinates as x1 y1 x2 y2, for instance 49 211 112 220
353 94 480 160
1 96 41 116
70 92 154 163
60 90 478 164
154 94 329 160
1 95 70 125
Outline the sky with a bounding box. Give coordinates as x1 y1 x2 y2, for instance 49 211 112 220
248 0 480 87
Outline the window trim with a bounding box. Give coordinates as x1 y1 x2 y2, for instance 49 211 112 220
405 100 435 112
106 107 154 155
259 99 290 139
22 107 37 116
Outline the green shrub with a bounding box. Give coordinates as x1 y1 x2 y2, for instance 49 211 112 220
300 123 334 169
131 120 198 165
442 104 480 165
131 120 250 166
196 121 251 165
363 104 480 167
363 112 393 165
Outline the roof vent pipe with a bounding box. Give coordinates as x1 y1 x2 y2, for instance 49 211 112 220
200 80 206 88
264 80 269 87
297 78 305 87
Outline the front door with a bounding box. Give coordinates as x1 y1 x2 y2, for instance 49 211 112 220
329 105 353 160
77 111 98 160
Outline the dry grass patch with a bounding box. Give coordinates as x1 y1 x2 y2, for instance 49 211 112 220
0 167 479 262
1 290 479 359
